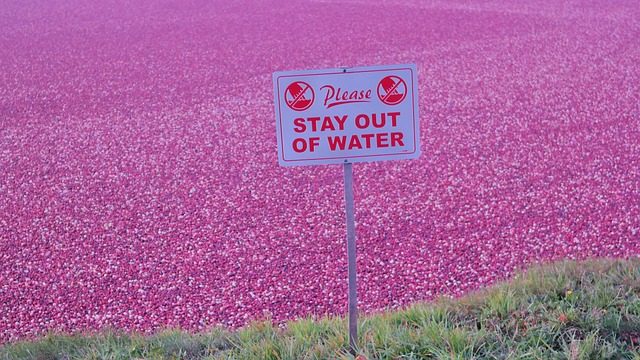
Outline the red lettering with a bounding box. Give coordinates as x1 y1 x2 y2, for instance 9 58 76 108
372 113 385 128
389 112 400 127
328 136 346 150
361 133 374 148
293 137 320 152
356 112 401 129
355 114 369 129
295 115 349 132
308 117 321 132
391 132 404 147
309 137 320 152
321 85 373 108
376 133 389 148
334 115 347 130
320 116 335 131
327 132 403 151
321 85 335 107
292 138 306 152
293 118 306 133
348 135 363 150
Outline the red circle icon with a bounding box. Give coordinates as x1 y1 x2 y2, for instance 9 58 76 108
377 76 407 106
285 81 314 111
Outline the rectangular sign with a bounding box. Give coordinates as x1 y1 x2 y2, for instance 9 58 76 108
273 64 420 166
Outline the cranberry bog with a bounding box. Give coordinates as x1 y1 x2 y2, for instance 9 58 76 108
1 0 639 343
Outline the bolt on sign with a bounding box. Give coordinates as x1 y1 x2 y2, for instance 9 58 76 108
273 64 420 166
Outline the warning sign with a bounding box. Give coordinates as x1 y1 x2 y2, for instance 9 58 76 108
273 64 420 166
285 81 314 111
377 76 407 106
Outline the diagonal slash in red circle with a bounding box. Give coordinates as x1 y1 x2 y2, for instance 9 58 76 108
284 81 314 111
288 83 311 107
382 79 402 103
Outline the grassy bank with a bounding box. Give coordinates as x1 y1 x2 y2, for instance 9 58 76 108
2 258 640 359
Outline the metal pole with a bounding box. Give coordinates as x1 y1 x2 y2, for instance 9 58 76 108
343 162 358 355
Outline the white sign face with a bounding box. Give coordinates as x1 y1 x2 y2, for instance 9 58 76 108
273 64 420 166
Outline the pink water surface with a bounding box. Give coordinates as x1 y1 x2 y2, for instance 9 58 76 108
1 0 639 343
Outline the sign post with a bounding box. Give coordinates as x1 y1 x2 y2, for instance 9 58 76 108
273 64 420 355
343 161 358 353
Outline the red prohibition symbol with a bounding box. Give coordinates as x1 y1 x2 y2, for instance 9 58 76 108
285 81 314 111
377 76 407 106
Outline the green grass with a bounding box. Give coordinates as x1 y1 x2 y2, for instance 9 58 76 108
2 258 640 359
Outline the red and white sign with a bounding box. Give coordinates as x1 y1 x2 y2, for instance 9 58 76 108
273 64 420 166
